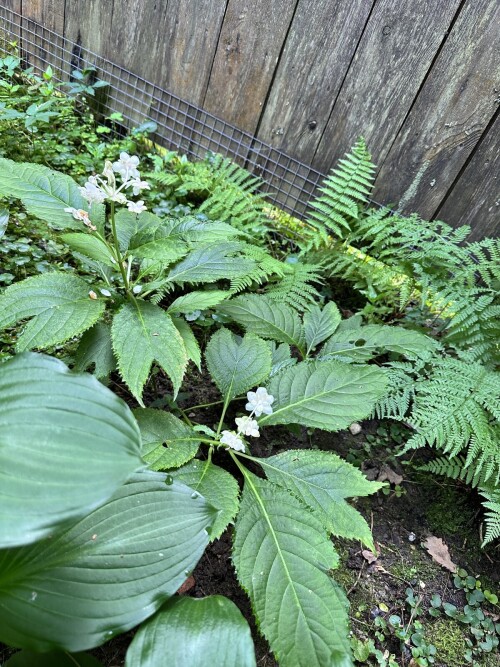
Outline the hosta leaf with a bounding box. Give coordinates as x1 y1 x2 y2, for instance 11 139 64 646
0 273 105 351
218 294 305 352
258 450 382 550
0 158 88 229
321 324 437 362
260 360 387 431
0 207 8 238
0 471 216 652
168 290 231 315
134 408 200 470
304 302 341 354
125 596 256 667
5 651 104 667
0 352 142 548
60 232 116 267
173 460 240 540
205 328 271 402
172 317 201 369
233 475 353 667
168 243 256 284
73 323 116 378
112 301 188 402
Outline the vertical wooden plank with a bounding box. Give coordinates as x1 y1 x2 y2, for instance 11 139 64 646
20 0 66 75
374 0 500 219
203 0 300 134
0 2 22 46
256 0 373 162
311 0 462 173
22 0 65 33
436 114 499 241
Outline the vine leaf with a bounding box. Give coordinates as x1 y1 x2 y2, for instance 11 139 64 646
233 474 353 667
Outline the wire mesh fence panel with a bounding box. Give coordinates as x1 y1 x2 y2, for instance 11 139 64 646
0 4 328 220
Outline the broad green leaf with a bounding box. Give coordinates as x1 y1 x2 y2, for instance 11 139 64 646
112 301 188 402
0 207 8 238
268 341 296 376
168 289 231 315
174 460 240 540
134 408 200 470
304 302 341 354
0 158 88 229
321 324 437 362
60 232 116 267
218 294 305 352
115 209 154 251
258 450 382 551
260 360 387 431
73 322 116 378
233 475 353 667
172 316 201 369
205 328 271 402
0 471 215 652
125 596 256 667
0 353 142 548
168 243 256 284
0 273 105 351
5 651 103 667
132 238 189 264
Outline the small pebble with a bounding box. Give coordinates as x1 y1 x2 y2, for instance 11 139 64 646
408 532 416 542
349 422 362 435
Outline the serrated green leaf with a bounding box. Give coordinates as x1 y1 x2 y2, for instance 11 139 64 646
304 302 341 354
260 360 387 431
73 322 116 378
168 243 256 284
205 328 271 402
168 290 231 315
60 232 116 267
5 650 103 667
0 273 105 351
258 450 382 550
233 475 353 667
134 408 200 470
267 341 297 376
114 209 154 251
218 294 305 353
0 471 215 652
321 324 437 362
125 596 256 667
112 301 187 402
171 317 201 369
173 460 239 540
0 352 142 548
132 238 189 264
0 157 88 229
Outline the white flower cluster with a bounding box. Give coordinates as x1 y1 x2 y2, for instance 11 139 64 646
219 387 274 453
65 153 150 229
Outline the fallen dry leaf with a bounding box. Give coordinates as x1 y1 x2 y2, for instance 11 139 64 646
423 535 457 572
362 549 378 564
376 463 403 486
176 575 196 595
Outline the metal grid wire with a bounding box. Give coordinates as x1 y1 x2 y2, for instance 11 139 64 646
0 5 327 219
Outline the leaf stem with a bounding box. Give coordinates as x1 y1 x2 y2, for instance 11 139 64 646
109 201 130 291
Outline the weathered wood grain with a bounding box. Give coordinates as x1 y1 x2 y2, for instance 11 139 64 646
374 0 500 219
22 0 65 33
437 114 499 241
203 0 299 134
256 0 373 162
312 0 462 173
0 1 22 44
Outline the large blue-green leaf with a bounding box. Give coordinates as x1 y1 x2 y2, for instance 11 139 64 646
0 273 105 351
125 596 256 667
0 471 216 652
5 651 103 666
233 475 353 667
205 328 271 401
0 353 142 548
259 360 387 431
112 301 188 402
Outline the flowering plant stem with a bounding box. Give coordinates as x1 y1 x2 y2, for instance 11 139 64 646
109 201 130 291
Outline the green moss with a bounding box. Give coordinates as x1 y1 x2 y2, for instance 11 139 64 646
426 485 475 537
425 619 468 667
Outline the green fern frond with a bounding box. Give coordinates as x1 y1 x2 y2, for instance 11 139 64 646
265 262 323 311
306 138 375 238
480 488 500 545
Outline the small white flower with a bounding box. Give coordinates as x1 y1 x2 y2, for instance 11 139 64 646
246 387 274 417
128 177 151 196
79 180 106 205
112 152 140 180
235 416 260 437
64 207 97 231
220 431 245 452
111 192 128 204
126 200 147 214
102 160 115 182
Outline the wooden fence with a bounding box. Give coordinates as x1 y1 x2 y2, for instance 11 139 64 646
2 0 499 239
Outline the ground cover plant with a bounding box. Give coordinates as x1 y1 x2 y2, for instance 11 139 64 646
0 55 498 667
